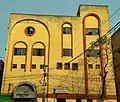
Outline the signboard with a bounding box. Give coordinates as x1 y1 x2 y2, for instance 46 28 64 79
14 91 36 98
54 88 68 93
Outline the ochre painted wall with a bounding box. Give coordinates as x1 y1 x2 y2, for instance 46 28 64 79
1 5 116 101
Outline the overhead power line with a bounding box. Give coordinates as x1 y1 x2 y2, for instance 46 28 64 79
59 7 120 69
57 9 120 86
2 7 120 81
3 21 120 82
67 22 120 64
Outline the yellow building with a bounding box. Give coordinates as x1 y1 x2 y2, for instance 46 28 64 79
2 4 116 102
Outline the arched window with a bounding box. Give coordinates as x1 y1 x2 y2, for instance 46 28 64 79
62 23 72 34
62 23 73 57
85 16 99 36
14 42 27 56
32 42 45 56
31 42 45 70
11 42 27 71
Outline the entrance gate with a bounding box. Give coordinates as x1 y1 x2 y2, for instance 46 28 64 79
13 82 37 102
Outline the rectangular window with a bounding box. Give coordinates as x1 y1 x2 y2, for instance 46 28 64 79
12 64 17 68
14 48 26 56
86 28 98 35
32 48 45 56
63 49 72 56
21 64 25 69
87 49 100 57
32 64 36 69
96 64 100 69
72 63 78 70
76 99 81 102
88 64 93 69
63 27 72 34
56 62 62 69
40 64 44 69
64 63 70 70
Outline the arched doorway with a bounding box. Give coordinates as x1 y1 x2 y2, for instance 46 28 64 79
13 82 37 102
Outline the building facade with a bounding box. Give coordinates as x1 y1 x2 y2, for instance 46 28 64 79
1 5 116 102
111 28 120 102
0 60 4 93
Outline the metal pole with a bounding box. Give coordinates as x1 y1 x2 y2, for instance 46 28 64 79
53 88 56 102
42 88 46 102
42 65 48 102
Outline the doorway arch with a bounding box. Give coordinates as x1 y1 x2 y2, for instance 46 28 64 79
12 82 37 102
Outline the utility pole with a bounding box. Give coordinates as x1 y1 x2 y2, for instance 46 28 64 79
42 65 48 102
53 88 56 102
